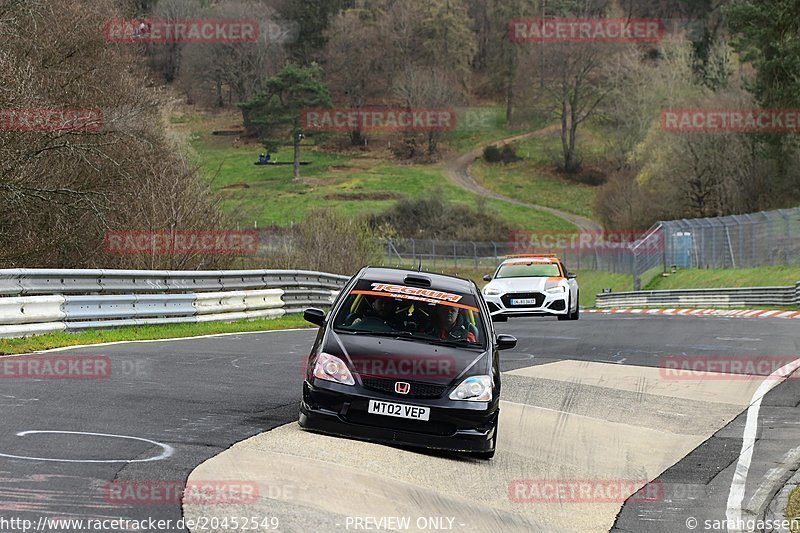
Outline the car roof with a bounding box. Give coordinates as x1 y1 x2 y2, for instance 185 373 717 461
358 266 476 293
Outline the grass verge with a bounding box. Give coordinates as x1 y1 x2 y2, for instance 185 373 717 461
787 486 800 533
646 267 800 290
0 315 312 356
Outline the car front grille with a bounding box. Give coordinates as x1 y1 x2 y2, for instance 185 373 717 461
360 376 447 399
501 292 545 308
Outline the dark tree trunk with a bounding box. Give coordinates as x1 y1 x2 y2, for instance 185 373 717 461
293 137 300 178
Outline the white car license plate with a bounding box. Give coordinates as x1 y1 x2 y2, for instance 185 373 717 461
510 298 538 305
368 400 430 421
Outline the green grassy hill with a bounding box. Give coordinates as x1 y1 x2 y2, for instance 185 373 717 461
178 108 577 231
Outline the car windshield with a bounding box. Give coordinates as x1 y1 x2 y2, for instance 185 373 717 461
495 262 562 278
332 279 486 348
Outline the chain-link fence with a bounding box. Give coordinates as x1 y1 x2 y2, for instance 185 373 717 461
632 208 800 289
238 208 800 290
382 238 634 274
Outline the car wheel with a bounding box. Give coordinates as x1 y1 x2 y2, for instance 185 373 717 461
570 293 580 320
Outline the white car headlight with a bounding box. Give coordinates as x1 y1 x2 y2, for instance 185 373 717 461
546 285 566 294
483 287 502 296
313 352 355 385
449 375 492 401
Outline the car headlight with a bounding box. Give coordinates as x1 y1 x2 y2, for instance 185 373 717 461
449 375 492 401
313 352 355 385
483 287 501 296
546 285 566 294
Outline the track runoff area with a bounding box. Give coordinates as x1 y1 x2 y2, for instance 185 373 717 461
0 307 796 532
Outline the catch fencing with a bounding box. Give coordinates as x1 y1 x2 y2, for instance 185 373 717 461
381 208 800 290
383 238 634 273
631 208 800 289
0 269 350 338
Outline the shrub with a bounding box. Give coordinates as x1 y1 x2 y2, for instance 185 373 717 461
483 144 520 164
368 195 512 241
483 145 502 162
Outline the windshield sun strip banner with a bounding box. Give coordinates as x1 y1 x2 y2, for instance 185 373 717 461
349 290 480 313
369 283 463 302
505 259 556 265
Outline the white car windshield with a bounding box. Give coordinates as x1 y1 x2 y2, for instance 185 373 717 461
495 263 562 278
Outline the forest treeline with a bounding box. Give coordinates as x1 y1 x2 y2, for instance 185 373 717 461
1 0 798 268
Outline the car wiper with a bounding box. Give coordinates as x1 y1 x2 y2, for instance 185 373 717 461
426 338 482 349
335 327 415 339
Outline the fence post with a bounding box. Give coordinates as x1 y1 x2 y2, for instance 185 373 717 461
473 242 478 270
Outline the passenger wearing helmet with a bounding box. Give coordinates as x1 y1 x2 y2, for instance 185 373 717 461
428 305 477 344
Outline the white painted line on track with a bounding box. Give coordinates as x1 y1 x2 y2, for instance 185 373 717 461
0 430 174 463
4 327 315 356
725 357 800 532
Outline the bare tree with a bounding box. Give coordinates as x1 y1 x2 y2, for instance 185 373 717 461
178 0 289 107
0 0 224 268
323 8 388 144
393 67 464 157
145 0 198 82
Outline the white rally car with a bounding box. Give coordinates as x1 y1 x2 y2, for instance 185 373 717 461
481 255 579 321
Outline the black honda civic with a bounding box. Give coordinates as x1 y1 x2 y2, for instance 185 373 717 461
298 267 517 459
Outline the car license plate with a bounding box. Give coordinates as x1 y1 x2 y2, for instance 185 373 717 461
510 298 538 305
368 400 430 421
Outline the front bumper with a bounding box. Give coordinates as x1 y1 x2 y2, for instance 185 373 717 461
298 380 498 453
484 291 569 317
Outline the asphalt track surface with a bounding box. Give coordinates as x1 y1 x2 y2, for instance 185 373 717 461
0 313 797 532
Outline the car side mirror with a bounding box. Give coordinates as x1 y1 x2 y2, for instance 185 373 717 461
496 334 517 351
303 308 326 327
567 272 577 279
483 274 492 282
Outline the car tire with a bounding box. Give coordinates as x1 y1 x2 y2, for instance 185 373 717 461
570 293 580 320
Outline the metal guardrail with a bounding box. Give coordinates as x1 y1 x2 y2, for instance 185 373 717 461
0 269 349 296
596 282 800 309
0 269 349 338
